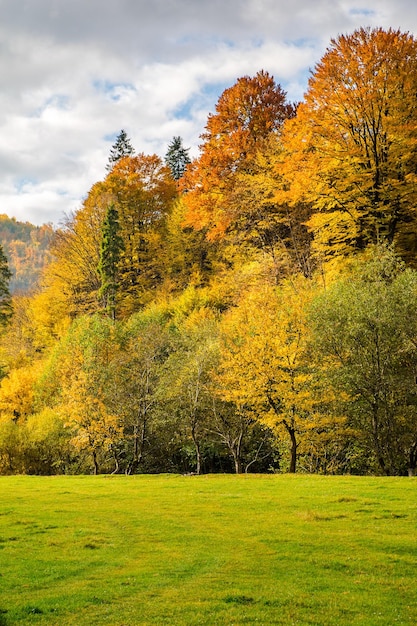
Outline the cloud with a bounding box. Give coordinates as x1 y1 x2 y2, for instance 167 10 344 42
0 0 416 224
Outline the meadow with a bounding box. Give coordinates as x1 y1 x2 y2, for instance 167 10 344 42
0 474 416 625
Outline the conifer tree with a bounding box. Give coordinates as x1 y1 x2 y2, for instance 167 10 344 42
165 136 191 181
106 129 135 172
0 243 12 328
98 205 124 321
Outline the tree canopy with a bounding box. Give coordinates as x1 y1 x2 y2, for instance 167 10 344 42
2 29 417 476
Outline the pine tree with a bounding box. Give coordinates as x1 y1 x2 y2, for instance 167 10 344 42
0 243 12 328
106 129 135 172
98 205 124 321
165 136 191 181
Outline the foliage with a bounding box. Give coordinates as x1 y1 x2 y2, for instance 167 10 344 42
182 70 295 240
105 129 135 172
281 27 417 263
309 245 417 475
216 277 334 472
97 204 124 320
165 135 191 181
48 154 178 318
4 29 417 475
0 214 53 293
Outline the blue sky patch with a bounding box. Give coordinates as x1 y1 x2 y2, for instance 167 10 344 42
93 80 137 102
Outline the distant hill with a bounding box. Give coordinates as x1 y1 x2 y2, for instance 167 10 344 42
0 214 53 294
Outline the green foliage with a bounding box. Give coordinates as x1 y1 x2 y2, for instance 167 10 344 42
309 246 417 475
165 135 191 180
97 204 124 320
105 129 135 172
0 243 12 328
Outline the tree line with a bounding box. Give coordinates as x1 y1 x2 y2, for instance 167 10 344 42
1 27 417 476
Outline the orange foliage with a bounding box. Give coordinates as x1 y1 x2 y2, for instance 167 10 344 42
182 71 295 239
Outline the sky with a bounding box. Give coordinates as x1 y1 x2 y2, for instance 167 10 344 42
1 0 417 226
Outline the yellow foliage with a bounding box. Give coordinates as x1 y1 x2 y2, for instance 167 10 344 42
0 361 43 421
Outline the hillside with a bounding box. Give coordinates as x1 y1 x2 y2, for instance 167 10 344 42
0 214 53 293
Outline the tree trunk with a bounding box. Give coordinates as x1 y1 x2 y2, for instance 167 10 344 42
289 428 297 473
191 422 201 475
371 405 389 475
92 449 99 475
282 421 297 473
408 442 417 477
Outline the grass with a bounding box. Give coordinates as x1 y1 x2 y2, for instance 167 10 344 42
0 474 416 625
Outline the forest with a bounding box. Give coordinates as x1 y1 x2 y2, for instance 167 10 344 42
0 26 417 477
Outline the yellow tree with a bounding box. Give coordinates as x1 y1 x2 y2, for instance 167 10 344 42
281 28 417 263
63 370 122 475
228 134 313 280
37 315 124 473
46 181 109 317
217 277 328 472
0 361 44 473
104 154 178 313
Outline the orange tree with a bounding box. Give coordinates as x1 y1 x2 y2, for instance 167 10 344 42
182 71 295 243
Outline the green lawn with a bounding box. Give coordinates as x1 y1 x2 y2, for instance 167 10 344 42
0 474 416 625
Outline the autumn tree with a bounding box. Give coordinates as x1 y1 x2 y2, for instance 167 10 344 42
165 136 191 181
227 134 313 280
309 245 417 475
164 198 216 290
48 154 178 318
106 129 135 172
281 28 417 263
37 315 124 473
217 278 324 472
104 155 178 314
47 182 109 317
182 70 295 240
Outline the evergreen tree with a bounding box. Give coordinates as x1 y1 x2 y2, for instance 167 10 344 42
106 129 135 172
98 205 124 321
165 136 191 181
0 243 12 328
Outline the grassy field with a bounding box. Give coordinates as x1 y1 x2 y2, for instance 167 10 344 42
0 474 416 625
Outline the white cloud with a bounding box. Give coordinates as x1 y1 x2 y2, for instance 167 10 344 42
0 0 416 224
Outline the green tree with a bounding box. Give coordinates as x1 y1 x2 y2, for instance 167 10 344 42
113 310 171 473
165 136 191 181
160 308 219 474
98 204 124 321
0 244 12 329
309 246 417 475
106 129 135 172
